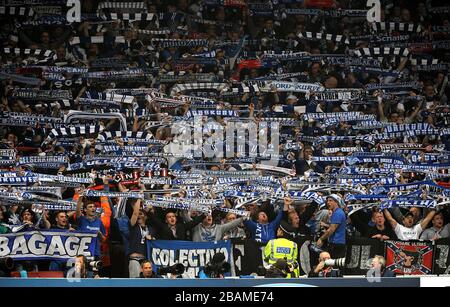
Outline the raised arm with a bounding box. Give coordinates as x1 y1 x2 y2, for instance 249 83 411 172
130 199 142 227
383 209 398 229
420 209 437 230
184 213 205 230
75 187 84 221
271 197 291 228
349 210 370 237
220 217 245 233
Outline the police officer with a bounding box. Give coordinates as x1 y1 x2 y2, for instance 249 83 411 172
264 197 300 278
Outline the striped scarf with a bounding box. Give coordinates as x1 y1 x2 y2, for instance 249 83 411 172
313 89 364 101
371 22 422 33
150 38 209 48
44 125 103 143
1 47 56 62
0 6 34 16
96 131 153 142
354 47 410 58
64 111 127 131
69 36 126 45
0 72 41 85
83 91 134 104
170 82 227 96
101 12 157 21
11 88 72 100
185 109 238 118
297 32 350 45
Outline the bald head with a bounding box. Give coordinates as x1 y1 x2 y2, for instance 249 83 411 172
319 252 331 262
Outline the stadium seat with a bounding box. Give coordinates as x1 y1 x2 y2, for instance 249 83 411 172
10 271 64 278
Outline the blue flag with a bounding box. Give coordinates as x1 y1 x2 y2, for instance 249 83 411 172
0 230 98 261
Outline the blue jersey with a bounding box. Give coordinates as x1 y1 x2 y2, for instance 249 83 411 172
329 208 347 245
244 209 283 244
77 216 105 256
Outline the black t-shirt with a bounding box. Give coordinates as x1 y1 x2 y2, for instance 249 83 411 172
367 225 397 240
128 222 148 256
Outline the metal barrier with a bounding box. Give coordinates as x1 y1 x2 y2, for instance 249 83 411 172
0 277 421 287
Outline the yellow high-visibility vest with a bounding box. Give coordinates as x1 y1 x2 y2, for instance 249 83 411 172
264 238 299 278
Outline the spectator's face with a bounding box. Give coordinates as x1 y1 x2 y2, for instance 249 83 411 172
203 214 213 227
311 63 320 74
371 257 382 270
56 212 68 228
22 211 33 222
418 3 426 14
258 212 268 224
372 212 385 227
250 69 258 78
319 252 331 262
288 211 299 228
403 215 414 227
326 198 338 210
85 203 96 216
216 8 225 21
432 214 444 228
56 47 66 59
75 256 85 273
226 214 237 223
7 134 16 144
166 212 177 226
41 32 50 44
88 44 98 56
401 9 411 22
325 77 338 89
142 262 153 277
390 113 399 122
264 20 273 30
425 85 435 98
138 210 147 225
304 148 313 159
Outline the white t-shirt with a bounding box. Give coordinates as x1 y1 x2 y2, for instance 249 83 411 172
395 223 423 241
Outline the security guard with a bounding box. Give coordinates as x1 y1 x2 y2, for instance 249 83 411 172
264 233 299 278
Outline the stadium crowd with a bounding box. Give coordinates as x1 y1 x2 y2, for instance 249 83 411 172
0 0 450 278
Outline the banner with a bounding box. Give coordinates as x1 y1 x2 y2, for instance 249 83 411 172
344 237 385 275
0 231 98 260
385 240 433 275
231 238 265 276
433 238 450 275
147 240 232 278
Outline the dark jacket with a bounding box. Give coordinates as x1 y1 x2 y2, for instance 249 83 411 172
281 202 318 238
148 213 204 241
351 210 397 240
